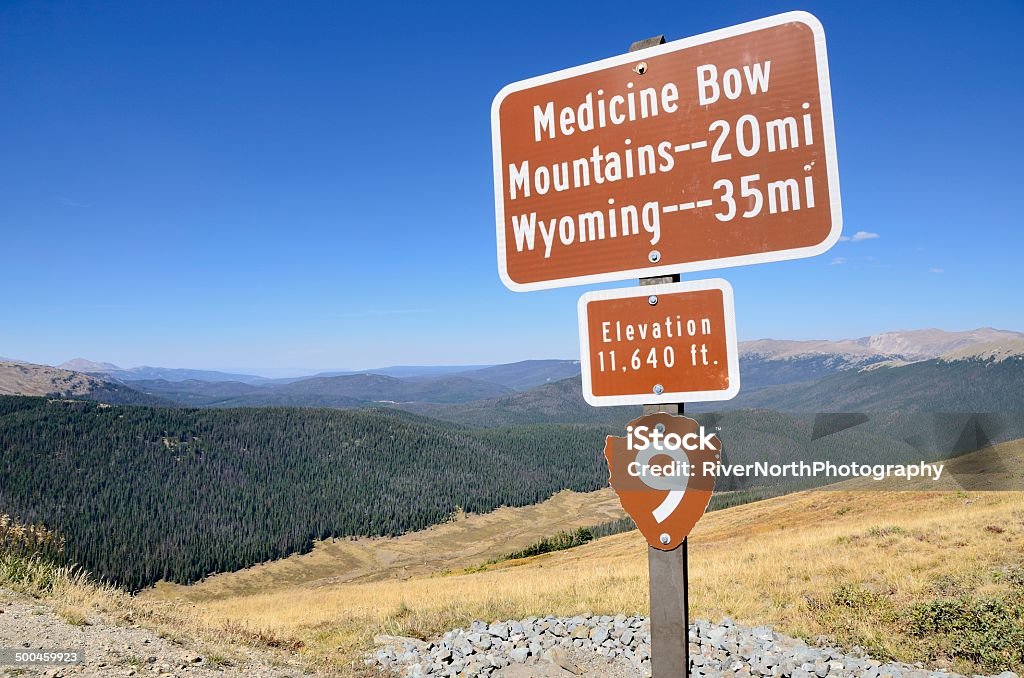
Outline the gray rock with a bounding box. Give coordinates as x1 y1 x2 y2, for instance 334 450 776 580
508 647 529 664
367 615 1014 678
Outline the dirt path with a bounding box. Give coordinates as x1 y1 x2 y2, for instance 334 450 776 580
0 588 310 677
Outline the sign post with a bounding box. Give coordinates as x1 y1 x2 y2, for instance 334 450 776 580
491 12 840 677
577 270 737 675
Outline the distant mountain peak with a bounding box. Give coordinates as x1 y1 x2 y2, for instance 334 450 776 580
0 360 168 405
853 328 1024 360
739 338 882 360
59 358 122 372
54 361 265 384
940 338 1024 363
740 328 1024 363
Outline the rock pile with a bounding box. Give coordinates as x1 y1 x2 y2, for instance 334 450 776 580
371 613 648 676
368 614 1022 678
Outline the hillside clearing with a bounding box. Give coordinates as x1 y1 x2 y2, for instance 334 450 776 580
147 488 627 602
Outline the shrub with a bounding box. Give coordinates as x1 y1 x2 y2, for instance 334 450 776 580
831 584 884 610
904 593 1024 671
0 514 73 595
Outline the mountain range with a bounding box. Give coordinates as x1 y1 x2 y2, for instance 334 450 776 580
740 327 1022 362
2 328 1021 414
55 360 269 385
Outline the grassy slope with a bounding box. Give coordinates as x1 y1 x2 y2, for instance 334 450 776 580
140 439 1024 675
147 488 628 601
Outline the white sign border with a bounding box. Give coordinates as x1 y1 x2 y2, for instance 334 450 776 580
492 11 842 292
577 278 740 407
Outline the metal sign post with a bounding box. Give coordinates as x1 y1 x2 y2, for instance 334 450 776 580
640 267 690 676
631 35 690 676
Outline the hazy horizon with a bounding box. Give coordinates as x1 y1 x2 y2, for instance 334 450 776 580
5 324 1019 375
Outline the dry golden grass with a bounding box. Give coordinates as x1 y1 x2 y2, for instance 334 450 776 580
140 439 1024 675
147 488 628 602
0 550 338 673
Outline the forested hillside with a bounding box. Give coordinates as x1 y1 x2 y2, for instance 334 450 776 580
3 394 1020 592
721 356 1024 412
399 377 639 426
220 373 513 406
0 397 610 590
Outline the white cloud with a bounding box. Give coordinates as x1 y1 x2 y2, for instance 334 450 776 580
930 268 944 274
840 231 880 242
830 257 847 265
57 195 92 208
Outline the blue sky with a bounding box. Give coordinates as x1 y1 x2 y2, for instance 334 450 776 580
1 1 1021 371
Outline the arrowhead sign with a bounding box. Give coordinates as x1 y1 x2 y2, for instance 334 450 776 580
605 412 719 550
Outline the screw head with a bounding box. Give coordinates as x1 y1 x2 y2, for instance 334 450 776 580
653 384 664 395
648 250 661 263
635 62 648 75
654 423 666 433
659 533 670 545
647 295 658 306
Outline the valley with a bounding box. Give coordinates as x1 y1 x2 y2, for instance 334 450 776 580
0 397 614 590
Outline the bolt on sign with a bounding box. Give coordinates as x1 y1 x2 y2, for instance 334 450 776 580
605 412 720 550
491 12 841 291
578 279 739 406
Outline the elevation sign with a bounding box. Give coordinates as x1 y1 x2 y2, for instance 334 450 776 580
492 12 841 291
578 279 739 406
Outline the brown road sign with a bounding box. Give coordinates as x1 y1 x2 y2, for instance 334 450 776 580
492 12 841 291
605 412 719 550
578 279 739 406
